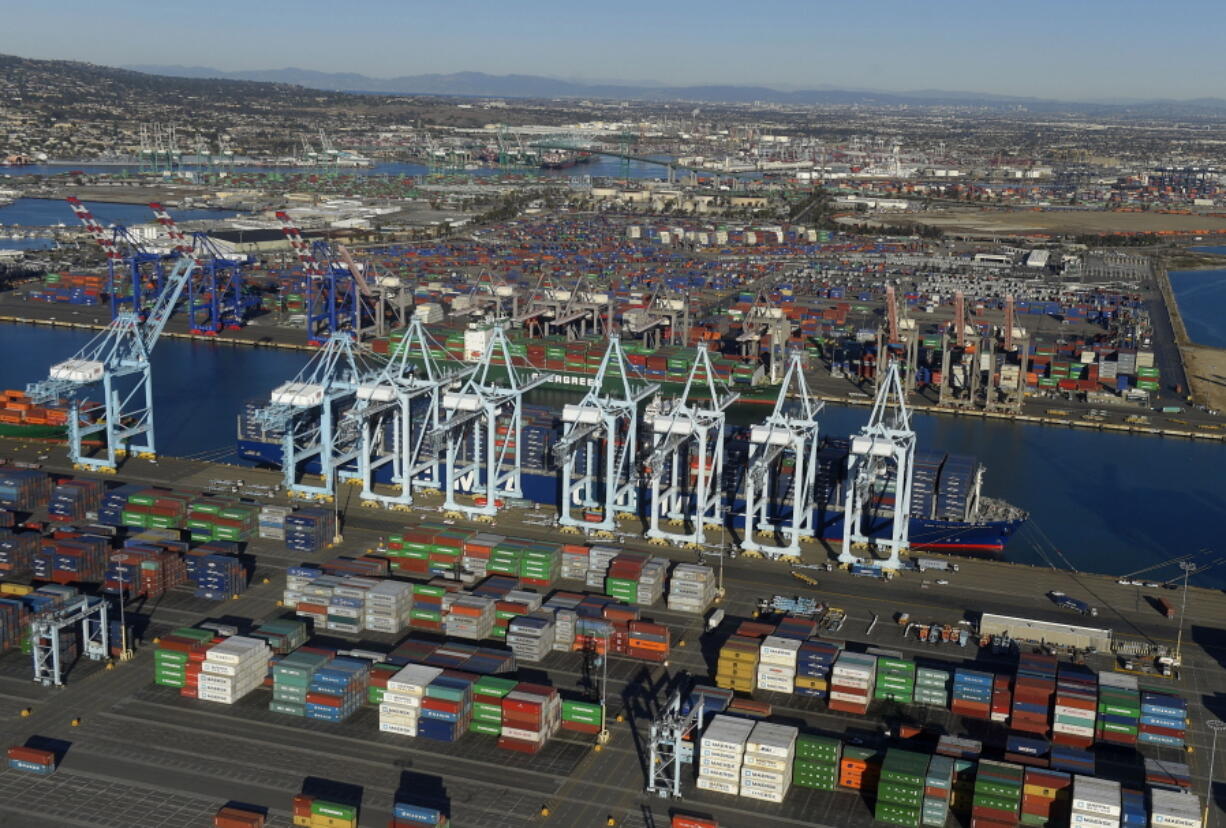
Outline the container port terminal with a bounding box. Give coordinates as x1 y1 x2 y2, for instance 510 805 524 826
0 442 1225 828
5 55 1226 828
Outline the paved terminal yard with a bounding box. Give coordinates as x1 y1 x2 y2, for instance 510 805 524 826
1 443 1225 826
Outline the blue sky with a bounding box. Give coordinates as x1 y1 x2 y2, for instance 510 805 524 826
11 0 1226 100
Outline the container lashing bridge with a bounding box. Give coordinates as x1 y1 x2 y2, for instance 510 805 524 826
555 335 658 536
840 358 915 570
645 346 739 548
430 325 550 521
26 256 199 472
741 353 823 561
352 317 473 509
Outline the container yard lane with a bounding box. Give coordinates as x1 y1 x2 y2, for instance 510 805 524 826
2 442 1226 827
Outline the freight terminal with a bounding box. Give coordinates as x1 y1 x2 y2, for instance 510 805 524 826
0 186 1223 828
0 442 1224 828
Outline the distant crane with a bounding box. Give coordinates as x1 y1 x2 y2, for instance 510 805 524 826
741 353 823 560
26 257 199 471
555 335 658 535
839 358 915 570
67 196 168 318
645 346 739 548
149 202 255 334
275 211 372 344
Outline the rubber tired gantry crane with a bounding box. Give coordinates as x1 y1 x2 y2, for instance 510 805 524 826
26 256 199 472
740 352 824 560
645 346 738 548
431 325 549 521
839 358 916 570
352 316 473 509
555 335 658 536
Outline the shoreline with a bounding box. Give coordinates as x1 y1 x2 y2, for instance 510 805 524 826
1160 266 1226 412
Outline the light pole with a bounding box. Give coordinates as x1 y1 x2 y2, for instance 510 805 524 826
109 553 132 661
1206 719 1226 828
596 628 610 745
1175 561 1196 666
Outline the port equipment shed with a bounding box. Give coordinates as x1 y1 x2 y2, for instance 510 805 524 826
980 613 1112 651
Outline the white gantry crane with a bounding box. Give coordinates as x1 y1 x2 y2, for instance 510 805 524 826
431 325 549 520
31 595 110 686
26 257 198 472
555 336 658 535
252 333 373 501
741 353 823 560
352 317 473 509
839 359 916 570
645 347 739 548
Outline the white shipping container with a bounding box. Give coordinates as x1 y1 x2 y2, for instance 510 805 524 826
829 690 870 704
698 766 740 782
379 721 418 737
695 776 738 795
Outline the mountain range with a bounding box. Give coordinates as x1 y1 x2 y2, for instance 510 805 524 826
124 65 1226 114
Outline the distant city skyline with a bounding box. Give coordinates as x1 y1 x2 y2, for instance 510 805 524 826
11 0 1226 101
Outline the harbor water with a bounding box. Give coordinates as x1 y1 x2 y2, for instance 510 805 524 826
0 324 1223 587
1170 265 1226 349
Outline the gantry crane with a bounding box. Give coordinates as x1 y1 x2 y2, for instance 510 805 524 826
352 317 473 509
67 196 168 318
431 325 549 520
31 595 110 687
646 685 705 798
26 257 199 471
252 334 375 500
741 353 823 560
555 336 658 535
839 359 915 570
149 202 255 334
645 347 739 548
737 286 794 383
276 212 374 344
875 284 918 393
939 289 978 407
625 281 689 349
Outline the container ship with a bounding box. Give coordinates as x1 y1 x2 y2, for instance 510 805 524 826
0 390 87 438
236 401 1024 555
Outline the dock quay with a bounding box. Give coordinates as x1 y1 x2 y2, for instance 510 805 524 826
1 439 1225 827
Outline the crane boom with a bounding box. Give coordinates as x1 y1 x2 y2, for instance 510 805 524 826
336 244 375 298
149 202 194 255
66 196 124 262
275 211 325 278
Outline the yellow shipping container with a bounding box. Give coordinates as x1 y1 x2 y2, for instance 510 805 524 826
0 583 33 596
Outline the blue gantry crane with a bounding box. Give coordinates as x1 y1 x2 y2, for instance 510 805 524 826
839 359 916 570
251 333 376 500
275 211 376 344
26 256 199 471
149 202 258 334
67 196 169 319
431 325 550 520
645 346 739 548
555 335 657 536
741 352 824 560
352 317 474 509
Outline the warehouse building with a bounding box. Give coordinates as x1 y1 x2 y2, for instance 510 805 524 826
979 613 1113 651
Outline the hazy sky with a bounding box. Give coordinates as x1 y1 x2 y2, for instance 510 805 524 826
10 0 1226 100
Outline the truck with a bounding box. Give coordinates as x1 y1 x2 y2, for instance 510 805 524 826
916 558 959 573
1156 597 1176 619
1048 591 1098 617
850 563 883 578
